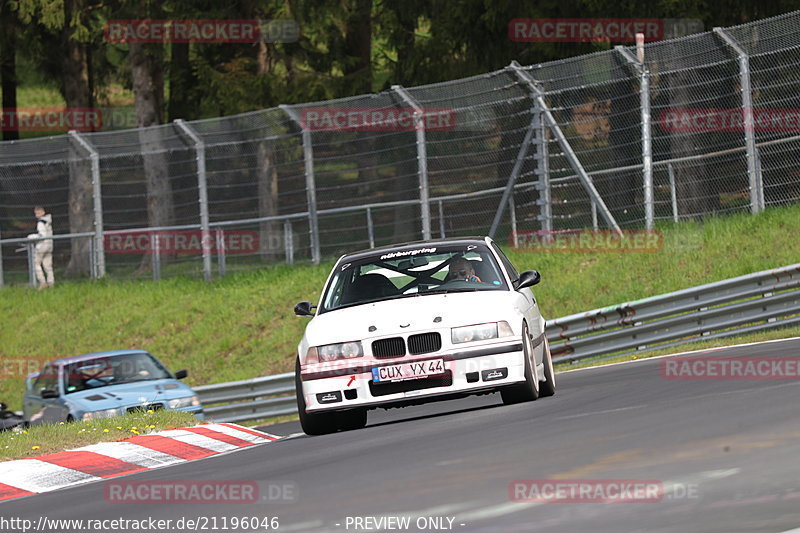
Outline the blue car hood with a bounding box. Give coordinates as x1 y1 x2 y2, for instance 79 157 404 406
65 379 196 409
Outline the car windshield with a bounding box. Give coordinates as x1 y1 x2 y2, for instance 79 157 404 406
318 243 508 313
63 352 172 393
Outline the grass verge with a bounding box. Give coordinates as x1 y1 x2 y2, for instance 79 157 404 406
0 410 199 462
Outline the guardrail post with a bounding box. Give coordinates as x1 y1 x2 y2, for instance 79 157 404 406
392 85 432 240
509 61 622 235
283 220 294 265
668 163 679 222
614 45 654 230
714 28 764 213
280 105 321 264
68 130 105 278
174 119 213 281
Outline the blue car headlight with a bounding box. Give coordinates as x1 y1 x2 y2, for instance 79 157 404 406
167 395 200 409
82 408 121 421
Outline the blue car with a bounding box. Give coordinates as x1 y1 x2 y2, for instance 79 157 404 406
23 350 204 425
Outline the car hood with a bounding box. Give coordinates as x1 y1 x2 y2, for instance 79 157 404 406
65 379 196 409
305 290 521 345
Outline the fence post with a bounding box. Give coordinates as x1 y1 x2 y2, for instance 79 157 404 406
216 228 226 277
283 220 294 265
509 62 622 235
438 200 446 238
26 242 35 287
280 105 321 264
392 85 431 240
488 110 538 238
174 119 213 281
366 207 375 248
668 163 679 222
151 231 161 280
534 100 552 235
714 27 763 214
614 45 654 229
0 226 4 288
68 130 105 279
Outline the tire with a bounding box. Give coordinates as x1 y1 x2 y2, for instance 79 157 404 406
336 409 367 431
501 323 540 405
539 338 556 397
295 360 338 436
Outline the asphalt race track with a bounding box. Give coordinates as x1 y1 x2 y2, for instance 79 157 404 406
3 338 800 533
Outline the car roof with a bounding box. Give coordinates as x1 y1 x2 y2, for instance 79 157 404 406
50 349 151 366
338 236 492 263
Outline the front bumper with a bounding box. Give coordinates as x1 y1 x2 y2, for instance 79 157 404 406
300 340 525 413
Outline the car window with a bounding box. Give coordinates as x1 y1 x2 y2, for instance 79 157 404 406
319 244 508 313
491 242 520 282
63 352 172 393
34 365 59 395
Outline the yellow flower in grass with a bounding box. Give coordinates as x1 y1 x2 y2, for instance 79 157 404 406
103 429 110 433
32 446 40 450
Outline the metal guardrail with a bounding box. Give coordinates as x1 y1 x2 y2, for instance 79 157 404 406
547 263 800 363
195 263 800 423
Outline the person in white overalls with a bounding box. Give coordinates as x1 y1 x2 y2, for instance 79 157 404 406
28 206 54 290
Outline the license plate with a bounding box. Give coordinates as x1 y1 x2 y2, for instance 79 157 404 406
372 359 445 382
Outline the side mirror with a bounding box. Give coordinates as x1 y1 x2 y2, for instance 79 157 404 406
294 301 316 317
513 270 541 290
0 402 7 411
174 369 188 380
40 389 59 399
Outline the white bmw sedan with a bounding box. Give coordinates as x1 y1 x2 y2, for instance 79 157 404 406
294 236 555 435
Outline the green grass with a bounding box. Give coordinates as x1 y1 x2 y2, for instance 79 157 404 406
0 410 199 462
2 205 800 412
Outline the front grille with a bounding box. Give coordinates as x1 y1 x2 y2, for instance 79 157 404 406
372 337 406 358
127 402 164 414
369 371 453 396
408 332 441 355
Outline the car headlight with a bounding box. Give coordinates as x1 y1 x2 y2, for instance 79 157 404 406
168 395 200 409
306 341 363 364
81 408 120 421
451 321 514 344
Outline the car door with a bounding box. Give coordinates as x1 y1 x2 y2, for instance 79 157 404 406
24 364 68 425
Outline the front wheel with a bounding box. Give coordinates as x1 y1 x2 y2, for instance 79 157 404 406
295 361 338 436
501 323 540 405
336 409 367 431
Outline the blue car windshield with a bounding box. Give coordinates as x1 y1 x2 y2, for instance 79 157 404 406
319 244 508 314
63 353 172 393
